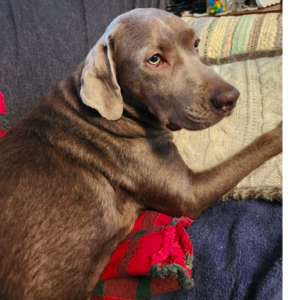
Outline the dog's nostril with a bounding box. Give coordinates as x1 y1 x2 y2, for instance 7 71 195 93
222 101 234 112
221 103 234 113
210 98 221 110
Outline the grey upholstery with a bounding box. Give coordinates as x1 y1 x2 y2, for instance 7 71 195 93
0 0 166 126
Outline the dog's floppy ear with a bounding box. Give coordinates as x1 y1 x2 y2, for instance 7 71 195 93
80 35 123 120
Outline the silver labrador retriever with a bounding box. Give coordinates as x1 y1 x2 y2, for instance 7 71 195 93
0 8 282 300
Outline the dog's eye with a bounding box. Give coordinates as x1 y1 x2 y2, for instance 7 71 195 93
148 54 161 66
194 39 200 48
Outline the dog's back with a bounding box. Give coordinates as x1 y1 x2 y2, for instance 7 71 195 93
0 83 140 299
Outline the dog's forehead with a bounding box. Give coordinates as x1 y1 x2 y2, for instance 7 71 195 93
111 9 196 48
119 9 194 33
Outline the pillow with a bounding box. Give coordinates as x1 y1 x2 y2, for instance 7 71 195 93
182 13 282 65
173 56 282 200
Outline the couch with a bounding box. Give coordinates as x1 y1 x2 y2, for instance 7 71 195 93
0 2 282 299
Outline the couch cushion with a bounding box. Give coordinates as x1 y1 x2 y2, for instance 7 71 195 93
173 56 282 197
182 13 282 64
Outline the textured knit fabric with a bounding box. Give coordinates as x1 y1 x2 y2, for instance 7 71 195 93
152 199 282 300
182 13 282 64
173 56 282 192
91 211 194 300
0 92 9 137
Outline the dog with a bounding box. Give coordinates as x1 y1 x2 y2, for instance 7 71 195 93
0 8 282 300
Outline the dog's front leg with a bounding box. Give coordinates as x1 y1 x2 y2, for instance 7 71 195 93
142 123 282 219
185 123 282 218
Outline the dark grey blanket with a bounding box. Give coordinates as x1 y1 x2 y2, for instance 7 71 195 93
153 199 282 300
0 0 166 126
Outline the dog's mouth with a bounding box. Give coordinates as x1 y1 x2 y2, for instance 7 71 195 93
163 104 235 132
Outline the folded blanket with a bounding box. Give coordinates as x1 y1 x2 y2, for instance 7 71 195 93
91 211 194 300
152 199 282 300
0 92 9 137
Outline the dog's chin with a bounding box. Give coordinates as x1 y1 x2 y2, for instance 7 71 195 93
183 122 212 131
166 117 223 132
166 121 207 132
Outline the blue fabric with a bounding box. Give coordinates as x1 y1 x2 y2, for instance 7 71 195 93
152 199 282 300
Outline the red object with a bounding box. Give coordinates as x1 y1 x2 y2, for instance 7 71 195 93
0 91 9 137
91 211 194 300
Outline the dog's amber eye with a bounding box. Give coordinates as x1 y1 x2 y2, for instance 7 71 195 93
148 54 161 66
194 40 200 48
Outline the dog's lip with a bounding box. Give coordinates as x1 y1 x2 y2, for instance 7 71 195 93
166 123 182 131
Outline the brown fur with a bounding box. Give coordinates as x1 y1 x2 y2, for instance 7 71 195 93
0 8 282 300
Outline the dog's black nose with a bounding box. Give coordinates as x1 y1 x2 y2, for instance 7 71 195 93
211 88 240 112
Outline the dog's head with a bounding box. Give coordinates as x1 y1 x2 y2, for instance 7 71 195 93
80 8 240 131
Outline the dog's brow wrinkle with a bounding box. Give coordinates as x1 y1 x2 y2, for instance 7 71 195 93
159 45 168 52
156 18 173 32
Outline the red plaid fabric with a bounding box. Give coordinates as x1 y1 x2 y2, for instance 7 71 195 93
0 91 9 137
91 211 194 300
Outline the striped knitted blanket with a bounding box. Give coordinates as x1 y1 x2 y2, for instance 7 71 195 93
182 13 282 64
91 211 194 300
0 92 9 137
